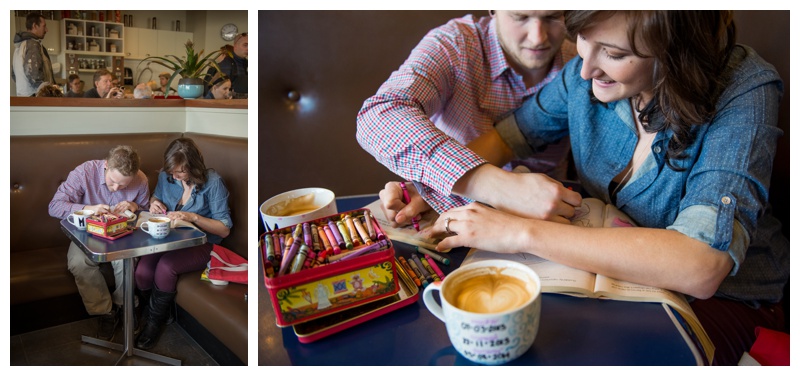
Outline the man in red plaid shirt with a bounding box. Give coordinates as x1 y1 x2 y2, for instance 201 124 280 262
357 10 577 225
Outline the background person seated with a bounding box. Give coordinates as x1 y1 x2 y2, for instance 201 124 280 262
204 77 231 99
154 72 177 97
133 83 153 99
36 83 63 97
65 74 83 97
84 69 124 99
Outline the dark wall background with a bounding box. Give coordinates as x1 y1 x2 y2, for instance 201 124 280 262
259 10 789 238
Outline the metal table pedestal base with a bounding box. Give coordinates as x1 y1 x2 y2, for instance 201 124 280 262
80 258 181 366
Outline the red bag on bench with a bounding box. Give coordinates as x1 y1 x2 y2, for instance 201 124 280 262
207 245 248 285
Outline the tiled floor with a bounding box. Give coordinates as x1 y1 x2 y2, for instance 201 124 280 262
10 317 218 366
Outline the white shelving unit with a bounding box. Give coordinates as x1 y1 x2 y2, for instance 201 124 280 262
61 18 124 73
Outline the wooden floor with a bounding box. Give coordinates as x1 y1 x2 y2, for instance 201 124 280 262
9 316 218 366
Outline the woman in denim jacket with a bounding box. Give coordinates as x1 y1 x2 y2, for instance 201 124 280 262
424 11 788 365
135 138 233 350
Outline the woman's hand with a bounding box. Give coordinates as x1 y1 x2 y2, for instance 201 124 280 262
167 211 199 223
378 181 432 227
421 202 535 253
150 199 167 214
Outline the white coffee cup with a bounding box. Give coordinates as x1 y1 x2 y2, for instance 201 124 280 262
141 217 172 239
423 259 542 365
67 210 95 231
260 187 337 231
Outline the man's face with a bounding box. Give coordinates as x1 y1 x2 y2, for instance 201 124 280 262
30 17 47 39
105 168 134 192
160 76 169 88
234 35 248 59
69 78 81 92
494 10 566 75
95 74 113 97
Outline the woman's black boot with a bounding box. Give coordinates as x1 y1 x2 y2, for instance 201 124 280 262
136 287 176 350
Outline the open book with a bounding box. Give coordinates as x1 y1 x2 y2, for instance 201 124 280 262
135 211 200 230
365 199 450 252
462 198 715 364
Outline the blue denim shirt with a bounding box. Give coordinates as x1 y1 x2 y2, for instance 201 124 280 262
153 169 232 245
497 45 788 304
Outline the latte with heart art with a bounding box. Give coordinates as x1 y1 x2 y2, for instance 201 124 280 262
450 269 533 313
423 260 542 365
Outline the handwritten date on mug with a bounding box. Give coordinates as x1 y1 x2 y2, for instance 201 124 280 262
461 322 507 332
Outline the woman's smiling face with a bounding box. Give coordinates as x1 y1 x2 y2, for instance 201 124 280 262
575 12 656 104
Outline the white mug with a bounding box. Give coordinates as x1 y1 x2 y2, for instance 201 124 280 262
260 187 337 231
67 210 95 231
423 259 542 365
141 217 171 239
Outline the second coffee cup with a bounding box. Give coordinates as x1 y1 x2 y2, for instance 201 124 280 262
141 217 172 239
67 210 95 231
423 259 542 365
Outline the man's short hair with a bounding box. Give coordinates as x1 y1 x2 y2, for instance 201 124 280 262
106 145 140 177
68 74 80 82
26 13 44 31
234 32 247 45
159 72 171 80
93 69 113 85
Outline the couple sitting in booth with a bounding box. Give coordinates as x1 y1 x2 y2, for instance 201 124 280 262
358 10 788 365
48 138 232 350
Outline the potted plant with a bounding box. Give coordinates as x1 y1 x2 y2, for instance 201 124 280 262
138 40 224 99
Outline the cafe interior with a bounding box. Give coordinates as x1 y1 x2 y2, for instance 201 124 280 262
9 9 248 366
259 10 790 366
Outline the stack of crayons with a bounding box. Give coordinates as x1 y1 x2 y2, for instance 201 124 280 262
262 210 389 278
396 246 449 288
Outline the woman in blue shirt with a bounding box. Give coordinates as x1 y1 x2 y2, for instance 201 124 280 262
135 137 233 350
423 11 788 365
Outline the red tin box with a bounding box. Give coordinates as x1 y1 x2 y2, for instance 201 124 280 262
262 209 400 327
86 213 132 240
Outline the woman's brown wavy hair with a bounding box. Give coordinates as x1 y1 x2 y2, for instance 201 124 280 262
163 138 209 189
565 11 737 170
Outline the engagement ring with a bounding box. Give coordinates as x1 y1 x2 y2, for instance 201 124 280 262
444 217 457 235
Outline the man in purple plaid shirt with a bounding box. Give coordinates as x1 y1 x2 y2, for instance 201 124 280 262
357 11 581 227
49 145 150 341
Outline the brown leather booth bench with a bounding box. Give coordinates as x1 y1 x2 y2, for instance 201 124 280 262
9 132 248 365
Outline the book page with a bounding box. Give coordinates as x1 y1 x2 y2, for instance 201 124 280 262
570 197 607 228
593 275 680 303
365 199 448 252
463 249 596 295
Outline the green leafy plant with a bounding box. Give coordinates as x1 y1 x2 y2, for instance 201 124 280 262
138 39 224 97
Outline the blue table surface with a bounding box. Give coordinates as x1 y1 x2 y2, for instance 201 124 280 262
258 195 700 366
60 218 207 262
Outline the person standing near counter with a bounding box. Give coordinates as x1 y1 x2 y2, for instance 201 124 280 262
134 138 233 350
12 12 54 97
84 69 124 99
205 33 247 97
49 145 150 341
357 11 580 226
